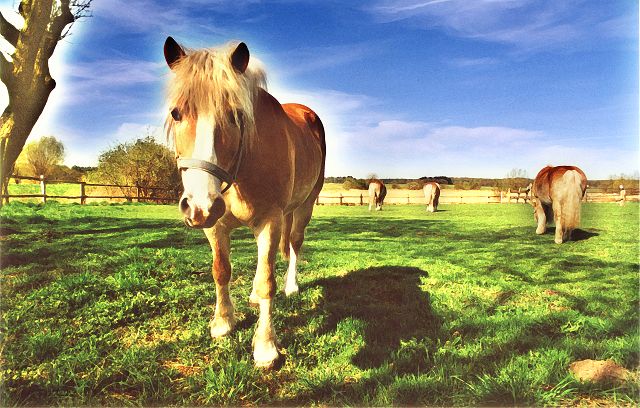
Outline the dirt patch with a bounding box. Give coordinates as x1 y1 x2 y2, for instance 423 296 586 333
569 359 631 384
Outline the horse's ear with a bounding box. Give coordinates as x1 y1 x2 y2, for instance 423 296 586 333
164 36 186 69
230 42 250 74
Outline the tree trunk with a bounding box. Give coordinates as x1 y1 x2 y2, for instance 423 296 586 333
0 0 75 206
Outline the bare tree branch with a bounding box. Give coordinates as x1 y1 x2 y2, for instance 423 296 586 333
61 0 92 39
0 11 19 47
0 51 13 87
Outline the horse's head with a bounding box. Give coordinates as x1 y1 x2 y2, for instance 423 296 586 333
163 36 256 228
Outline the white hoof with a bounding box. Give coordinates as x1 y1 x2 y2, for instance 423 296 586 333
209 316 236 338
253 337 279 368
284 282 299 297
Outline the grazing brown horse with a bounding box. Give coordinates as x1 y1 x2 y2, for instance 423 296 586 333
423 182 440 212
532 165 587 244
163 37 326 367
368 179 387 211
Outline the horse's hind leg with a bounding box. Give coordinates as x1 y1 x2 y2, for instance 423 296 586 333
552 200 564 244
284 204 313 296
534 202 547 235
204 225 236 338
279 213 293 260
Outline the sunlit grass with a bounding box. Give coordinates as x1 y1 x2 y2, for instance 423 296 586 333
1 202 637 405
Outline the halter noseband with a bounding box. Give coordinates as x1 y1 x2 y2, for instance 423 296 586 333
176 114 244 194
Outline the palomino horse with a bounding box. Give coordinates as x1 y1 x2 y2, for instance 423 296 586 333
532 165 587 244
423 182 440 212
368 179 387 211
163 37 326 367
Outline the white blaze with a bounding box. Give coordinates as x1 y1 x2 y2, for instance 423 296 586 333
181 117 222 209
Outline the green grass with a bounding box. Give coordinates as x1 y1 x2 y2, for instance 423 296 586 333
7 182 81 199
1 202 638 406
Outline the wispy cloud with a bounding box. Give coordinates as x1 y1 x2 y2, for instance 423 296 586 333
268 42 381 76
445 56 498 68
92 0 186 33
53 58 165 107
367 0 631 53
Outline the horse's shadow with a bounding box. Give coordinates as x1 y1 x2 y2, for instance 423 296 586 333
545 227 599 242
305 266 441 369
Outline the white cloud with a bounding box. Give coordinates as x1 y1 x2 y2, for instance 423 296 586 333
51 58 165 107
446 56 498 68
91 0 186 33
367 0 629 52
268 42 380 76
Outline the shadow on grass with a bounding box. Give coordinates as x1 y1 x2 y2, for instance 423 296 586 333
308 266 441 369
541 227 600 242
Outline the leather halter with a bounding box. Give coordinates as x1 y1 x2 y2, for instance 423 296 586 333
176 114 244 194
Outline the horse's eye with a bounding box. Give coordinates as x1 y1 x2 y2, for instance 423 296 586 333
171 108 182 121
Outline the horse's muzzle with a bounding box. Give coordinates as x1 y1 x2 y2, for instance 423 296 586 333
180 194 226 228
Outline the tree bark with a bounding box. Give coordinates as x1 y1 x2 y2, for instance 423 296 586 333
0 0 75 205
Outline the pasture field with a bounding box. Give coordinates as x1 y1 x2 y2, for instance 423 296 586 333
0 202 638 406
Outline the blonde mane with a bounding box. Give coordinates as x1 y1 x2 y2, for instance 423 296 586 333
165 42 267 145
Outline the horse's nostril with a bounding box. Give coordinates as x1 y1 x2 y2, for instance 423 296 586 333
179 196 190 215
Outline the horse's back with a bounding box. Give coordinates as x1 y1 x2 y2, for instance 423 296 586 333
423 182 440 199
534 165 586 203
282 103 326 152
368 180 384 198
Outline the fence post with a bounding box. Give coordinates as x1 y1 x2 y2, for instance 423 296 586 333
339 193 343 205
137 186 141 203
407 195 410 204
0 137 6 206
316 195 320 205
40 175 46 204
359 193 363 205
80 182 86 204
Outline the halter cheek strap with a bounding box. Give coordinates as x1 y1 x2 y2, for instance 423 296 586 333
177 158 234 193
176 114 245 195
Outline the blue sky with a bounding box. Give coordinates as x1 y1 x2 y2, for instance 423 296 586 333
0 0 638 179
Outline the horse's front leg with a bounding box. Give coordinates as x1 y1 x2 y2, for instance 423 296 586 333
249 214 282 368
204 225 236 338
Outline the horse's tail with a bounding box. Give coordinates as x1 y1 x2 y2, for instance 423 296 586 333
562 170 583 231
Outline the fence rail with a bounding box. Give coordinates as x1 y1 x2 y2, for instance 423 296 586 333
315 190 637 205
3 175 177 204
3 175 635 205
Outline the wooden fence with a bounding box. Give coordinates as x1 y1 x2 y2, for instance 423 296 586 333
2 175 178 204
315 188 637 206
3 175 636 206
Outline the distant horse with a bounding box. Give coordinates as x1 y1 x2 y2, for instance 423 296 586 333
423 182 440 212
532 165 587 244
368 179 387 211
163 37 326 367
